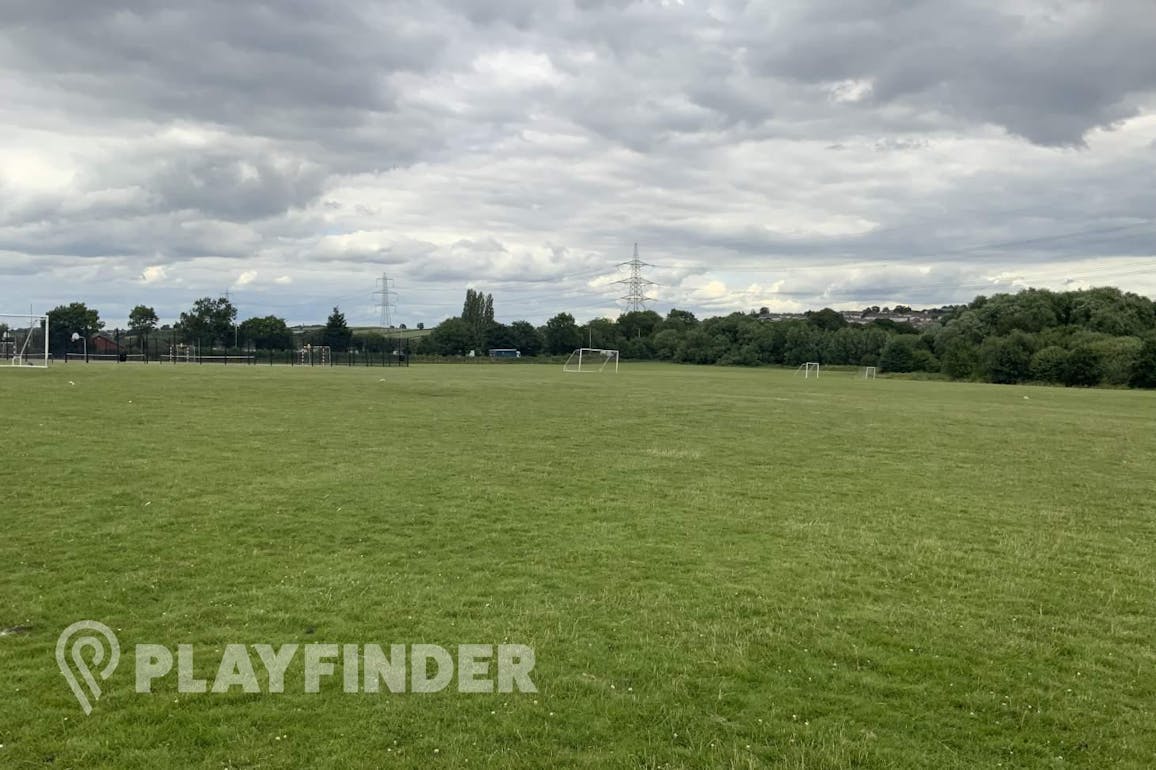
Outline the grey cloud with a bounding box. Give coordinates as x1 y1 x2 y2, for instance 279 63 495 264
148 152 328 221
753 0 1156 145
2 0 1155 326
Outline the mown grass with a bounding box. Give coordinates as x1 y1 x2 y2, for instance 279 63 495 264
1 362 1154 769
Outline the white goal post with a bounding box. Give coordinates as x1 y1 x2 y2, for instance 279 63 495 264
794 361 820 379
563 348 619 373
861 366 877 379
0 313 49 368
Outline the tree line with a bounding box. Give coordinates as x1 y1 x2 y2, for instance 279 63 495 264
44 299 365 353
40 285 1156 388
414 286 1156 388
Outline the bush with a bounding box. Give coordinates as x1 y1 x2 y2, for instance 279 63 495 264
939 339 978 380
980 332 1035 384
1061 345 1103 387
879 335 920 373
1128 336 1156 389
1030 346 1069 383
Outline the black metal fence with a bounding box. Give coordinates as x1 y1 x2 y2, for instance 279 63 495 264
57 346 409 367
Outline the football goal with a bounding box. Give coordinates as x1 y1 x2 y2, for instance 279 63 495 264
794 361 820 379
564 348 619 373
861 366 877 379
299 345 331 366
0 313 49 368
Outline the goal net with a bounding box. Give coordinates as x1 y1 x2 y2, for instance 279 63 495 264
0 314 49 368
794 361 820 379
563 348 619 373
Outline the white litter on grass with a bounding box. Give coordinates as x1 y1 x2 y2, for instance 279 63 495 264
68 381 76 386
1024 396 1030 400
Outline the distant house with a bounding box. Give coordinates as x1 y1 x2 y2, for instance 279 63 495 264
488 349 520 359
92 333 120 353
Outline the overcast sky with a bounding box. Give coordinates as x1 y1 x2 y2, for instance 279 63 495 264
2 0 1154 328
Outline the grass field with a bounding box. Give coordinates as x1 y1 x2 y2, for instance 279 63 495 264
2 362 1154 769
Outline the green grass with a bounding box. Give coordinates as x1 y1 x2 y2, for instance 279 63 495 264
1 363 1154 769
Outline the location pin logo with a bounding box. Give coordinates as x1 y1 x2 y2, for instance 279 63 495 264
56 620 120 715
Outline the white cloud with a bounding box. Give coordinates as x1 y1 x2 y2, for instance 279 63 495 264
140 265 168 284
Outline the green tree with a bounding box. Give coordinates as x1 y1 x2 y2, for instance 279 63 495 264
507 321 544 356
176 297 237 347
804 307 847 332
617 310 662 340
1029 346 1069 383
1128 335 1156 388
979 332 1036 384
1088 336 1144 386
127 305 158 351
582 317 619 350
1061 345 1103 387
239 315 294 349
461 289 495 350
322 307 353 352
652 328 682 360
879 335 920 373
47 302 104 353
662 309 699 332
425 317 473 355
543 312 582 355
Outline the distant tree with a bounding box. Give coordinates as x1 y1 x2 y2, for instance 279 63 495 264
868 317 919 334
879 335 920 373
176 297 237 347
425 317 473 355
322 306 353 352
652 328 682 360
1128 335 1156 389
617 310 662 340
239 315 293 349
461 289 494 350
1068 287 1155 337
1029 346 1069 383
417 322 425 330
127 305 159 352
979 332 1036 384
484 322 515 350
1061 344 1103 387
583 317 619 350
543 312 582 355
663 308 699 331
47 302 104 353
1087 336 1144 386
804 307 847 331
355 331 388 353
507 320 544 356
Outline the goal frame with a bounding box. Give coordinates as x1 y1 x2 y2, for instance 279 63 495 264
0 313 49 368
861 366 877 379
795 361 820 379
563 348 619 373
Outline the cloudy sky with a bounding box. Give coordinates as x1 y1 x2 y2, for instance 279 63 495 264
2 0 1154 328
